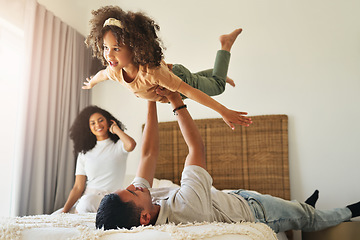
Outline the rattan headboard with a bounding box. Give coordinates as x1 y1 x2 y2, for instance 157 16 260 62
154 115 290 200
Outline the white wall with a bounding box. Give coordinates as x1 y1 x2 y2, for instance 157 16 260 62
38 0 360 231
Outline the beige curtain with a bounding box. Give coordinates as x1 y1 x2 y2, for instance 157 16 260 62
12 0 95 215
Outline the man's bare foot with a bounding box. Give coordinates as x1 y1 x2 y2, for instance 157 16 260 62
226 77 235 87
220 28 242 52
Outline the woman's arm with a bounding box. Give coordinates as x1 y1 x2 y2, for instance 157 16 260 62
82 69 108 89
177 82 252 130
110 121 137 152
62 175 86 213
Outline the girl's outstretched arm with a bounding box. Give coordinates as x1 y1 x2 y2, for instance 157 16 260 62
82 69 108 89
177 82 252 130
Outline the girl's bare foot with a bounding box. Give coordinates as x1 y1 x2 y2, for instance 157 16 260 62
220 28 242 52
226 77 235 87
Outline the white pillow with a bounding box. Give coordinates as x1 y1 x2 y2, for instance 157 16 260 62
152 178 180 188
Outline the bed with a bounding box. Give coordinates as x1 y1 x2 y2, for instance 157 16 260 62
0 115 289 240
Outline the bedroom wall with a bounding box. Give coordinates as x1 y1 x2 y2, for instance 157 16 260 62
38 0 360 228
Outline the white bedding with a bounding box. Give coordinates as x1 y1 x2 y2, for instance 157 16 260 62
0 179 289 240
0 213 279 240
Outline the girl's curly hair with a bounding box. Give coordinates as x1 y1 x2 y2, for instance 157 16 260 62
70 105 126 155
85 5 164 68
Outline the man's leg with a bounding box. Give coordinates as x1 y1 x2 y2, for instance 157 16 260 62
305 190 319 208
234 190 352 233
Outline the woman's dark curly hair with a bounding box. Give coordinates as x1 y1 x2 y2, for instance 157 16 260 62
70 105 126 155
85 5 164 68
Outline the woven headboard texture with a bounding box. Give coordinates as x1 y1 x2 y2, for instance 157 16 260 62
154 115 290 200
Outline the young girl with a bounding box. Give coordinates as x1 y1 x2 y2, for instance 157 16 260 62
84 6 252 130
59 106 136 214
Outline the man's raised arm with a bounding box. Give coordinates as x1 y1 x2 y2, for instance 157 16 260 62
136 101 159 187
166 92 206 169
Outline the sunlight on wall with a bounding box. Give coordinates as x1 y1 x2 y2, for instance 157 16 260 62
0 18 24 217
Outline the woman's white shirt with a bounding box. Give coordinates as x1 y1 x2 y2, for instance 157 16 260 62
75 138 129 192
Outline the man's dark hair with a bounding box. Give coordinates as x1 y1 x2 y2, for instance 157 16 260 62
96 193 143 230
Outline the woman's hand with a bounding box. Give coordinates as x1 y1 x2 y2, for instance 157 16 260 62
110 120 136 152
109 120 118 134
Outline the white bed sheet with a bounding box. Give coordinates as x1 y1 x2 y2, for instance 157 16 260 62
0 178 290 240
0 213 280 240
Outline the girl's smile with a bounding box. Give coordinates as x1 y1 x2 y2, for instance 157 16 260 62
108 61 118 67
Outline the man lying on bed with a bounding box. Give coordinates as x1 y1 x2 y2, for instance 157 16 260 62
95 89 360 233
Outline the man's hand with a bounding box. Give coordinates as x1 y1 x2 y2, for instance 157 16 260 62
155 86 173 97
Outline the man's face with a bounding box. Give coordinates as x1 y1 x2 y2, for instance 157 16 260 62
114 185 153 211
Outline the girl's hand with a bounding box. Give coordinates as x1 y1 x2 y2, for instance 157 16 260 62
109 120 118 134
222 109 252 130
82 76 94 89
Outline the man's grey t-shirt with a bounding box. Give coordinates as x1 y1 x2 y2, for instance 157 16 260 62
132 165 255 225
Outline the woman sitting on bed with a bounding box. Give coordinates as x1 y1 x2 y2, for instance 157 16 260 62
59 106 136 214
